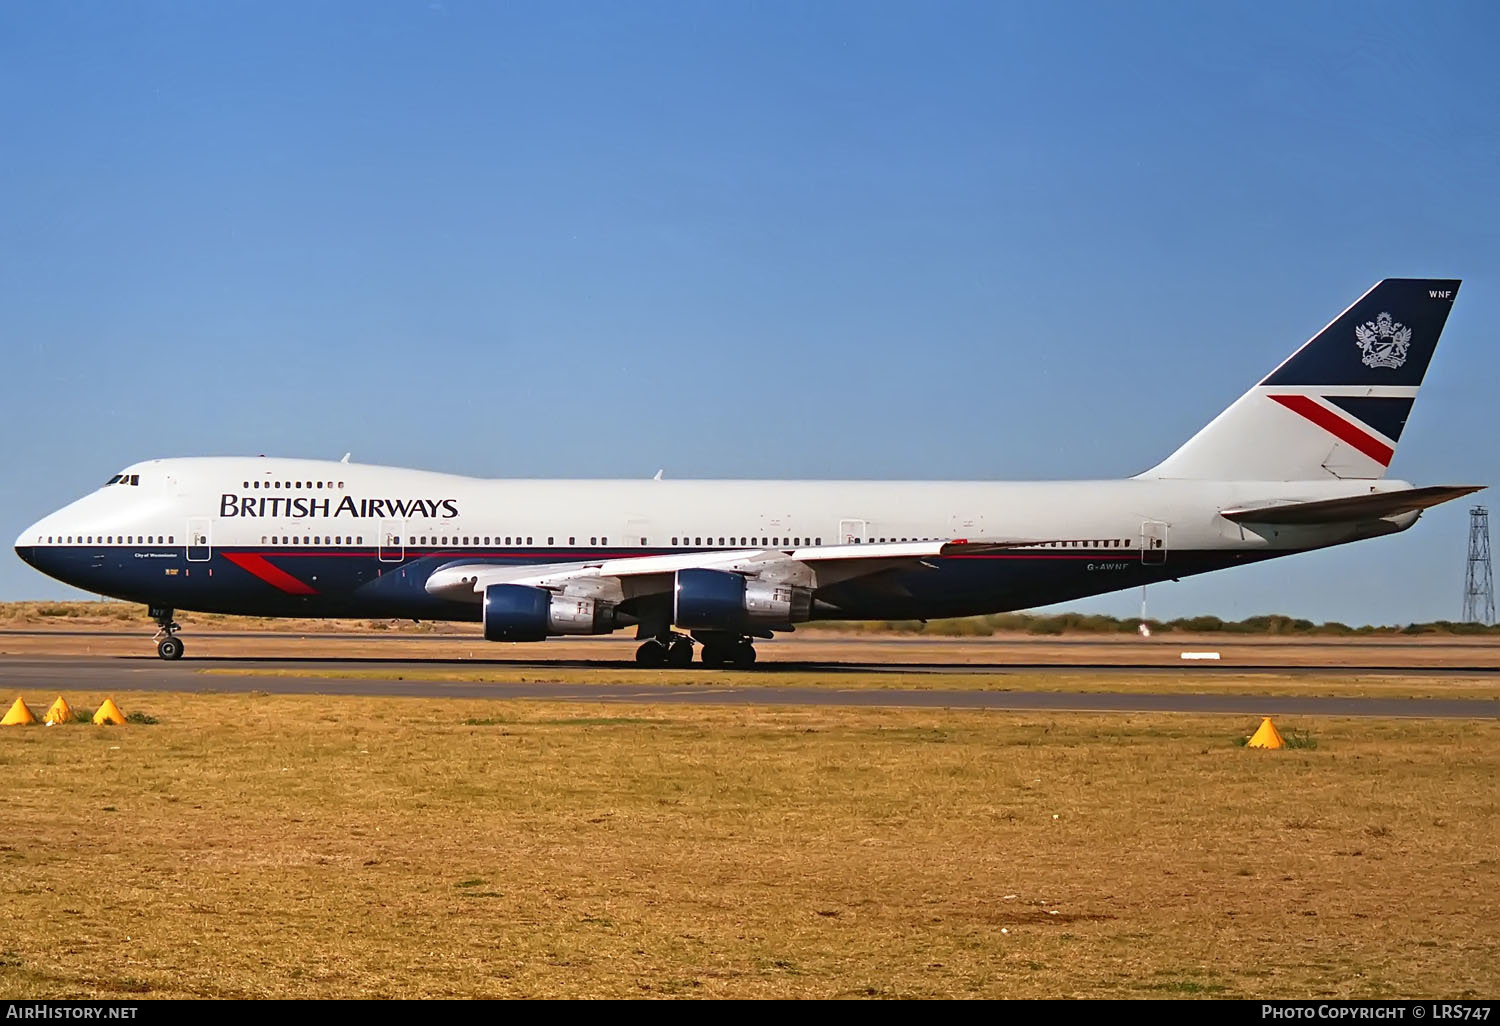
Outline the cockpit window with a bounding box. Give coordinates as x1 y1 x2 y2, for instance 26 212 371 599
104 473 141 487
105 474 123 485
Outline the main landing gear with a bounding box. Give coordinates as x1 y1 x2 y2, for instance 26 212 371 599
699 637 756 668
150 606 185 661
634 630 757 669
635 633 695 667
634 633 757 668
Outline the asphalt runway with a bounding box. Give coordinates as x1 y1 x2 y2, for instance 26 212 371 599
13 629 1500 651
3 655 1498 718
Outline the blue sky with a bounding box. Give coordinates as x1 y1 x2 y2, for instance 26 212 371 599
2 1 1497 623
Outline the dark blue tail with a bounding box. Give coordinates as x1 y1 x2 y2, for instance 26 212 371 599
1261 279 1460 387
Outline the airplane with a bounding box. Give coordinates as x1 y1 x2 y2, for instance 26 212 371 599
13 278 1482 667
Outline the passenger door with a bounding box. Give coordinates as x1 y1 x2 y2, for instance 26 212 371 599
379 520 405 562
837 518 868 545
186 517 211 562
1141 520 1168 565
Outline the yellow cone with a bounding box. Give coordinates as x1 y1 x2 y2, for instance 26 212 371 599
93 698 127 726
44 697 75 724
2 697 37 726
1247 717 1284 749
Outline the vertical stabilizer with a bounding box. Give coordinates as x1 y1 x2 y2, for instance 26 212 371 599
1140 279 1460 481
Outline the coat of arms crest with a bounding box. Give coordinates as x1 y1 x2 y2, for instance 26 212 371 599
1354 311 1412 369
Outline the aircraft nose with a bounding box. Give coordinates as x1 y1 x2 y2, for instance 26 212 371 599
14 522 41 568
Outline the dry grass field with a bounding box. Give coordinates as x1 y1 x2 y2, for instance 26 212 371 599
1 692 1497 998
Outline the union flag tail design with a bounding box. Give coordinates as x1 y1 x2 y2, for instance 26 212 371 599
1141 278 1461 481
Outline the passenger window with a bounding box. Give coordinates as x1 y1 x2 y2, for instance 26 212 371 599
672 537 678 545
815 537 821 545
569 537 575 545
602 536 608 545
548 537 554 545
526 537 533 544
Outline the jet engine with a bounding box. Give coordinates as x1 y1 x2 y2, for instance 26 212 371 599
483 583 615 642
672 568 812 632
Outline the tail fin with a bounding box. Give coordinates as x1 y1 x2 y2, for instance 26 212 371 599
1140 278 1461 481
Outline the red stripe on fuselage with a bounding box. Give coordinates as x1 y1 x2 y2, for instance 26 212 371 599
222 552 319 595
1267 394 1394 467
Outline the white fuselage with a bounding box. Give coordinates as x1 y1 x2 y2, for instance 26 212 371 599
15 456 1419 625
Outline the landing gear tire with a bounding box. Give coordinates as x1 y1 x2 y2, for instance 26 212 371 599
667 639 694 667
157 636 185 661
635 640 668 667
730 641 756 668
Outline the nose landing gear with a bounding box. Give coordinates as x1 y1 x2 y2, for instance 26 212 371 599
150 606 184 660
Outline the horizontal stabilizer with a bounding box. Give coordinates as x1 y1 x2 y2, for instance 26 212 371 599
1220 485 1484 525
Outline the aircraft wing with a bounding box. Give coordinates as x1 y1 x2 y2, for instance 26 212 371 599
1220 485 1484 525
423 538 1031 604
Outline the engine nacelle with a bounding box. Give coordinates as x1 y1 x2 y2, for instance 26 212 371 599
672 568 812 632
483 584 615 642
